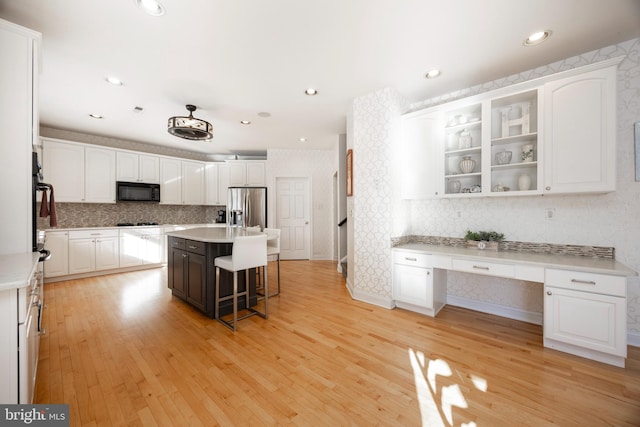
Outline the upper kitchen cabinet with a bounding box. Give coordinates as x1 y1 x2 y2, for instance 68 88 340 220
227 160 266 186
400 58 621 199
42 138 116 203
205 162 229 205
42 139 84 201
399 111 441 198
0 19 40 254
489 89 540 195
182 160 205 205
160 158 205 205
442 102 483 196
116 151 160 184
85 146 116 203
543 63 618 194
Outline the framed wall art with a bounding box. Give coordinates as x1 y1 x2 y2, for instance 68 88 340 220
346 149 353 196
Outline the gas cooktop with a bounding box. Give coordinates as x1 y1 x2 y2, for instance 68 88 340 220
117 222 160 227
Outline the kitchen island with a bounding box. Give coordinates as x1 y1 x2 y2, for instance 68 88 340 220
166 227 263 318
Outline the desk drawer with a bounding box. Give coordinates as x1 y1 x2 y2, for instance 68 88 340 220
545 269 626 297
452 258 515 278
393 250 430 268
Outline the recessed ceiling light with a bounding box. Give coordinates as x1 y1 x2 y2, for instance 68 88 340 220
136 0 165 16
89 114 103 119
524 30 551 46
106 76 123 86
240 120 251 125
304 88 318 96
299 137 307 143
425 69 441 79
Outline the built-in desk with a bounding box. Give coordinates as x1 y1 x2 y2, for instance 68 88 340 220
392 243 636 367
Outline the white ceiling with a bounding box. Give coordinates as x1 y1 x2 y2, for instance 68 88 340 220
1 0 639 157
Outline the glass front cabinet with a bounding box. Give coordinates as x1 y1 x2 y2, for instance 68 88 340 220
399 58 619 199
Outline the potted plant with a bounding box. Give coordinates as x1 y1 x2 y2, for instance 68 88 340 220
464 230 505 250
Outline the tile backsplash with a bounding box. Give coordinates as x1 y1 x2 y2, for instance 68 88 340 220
37 202 224 229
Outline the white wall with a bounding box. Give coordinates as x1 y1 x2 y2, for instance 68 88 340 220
266 147 338 260
350 38 640 340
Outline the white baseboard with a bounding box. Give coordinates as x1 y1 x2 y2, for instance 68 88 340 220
351 288 394 310
446 295 543 325
628 331 640 348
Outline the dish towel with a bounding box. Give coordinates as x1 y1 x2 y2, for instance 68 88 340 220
39 186 58 227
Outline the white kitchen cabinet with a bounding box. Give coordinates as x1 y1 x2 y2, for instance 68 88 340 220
399 111 441 198
543 65 617 194
43 139 116 203
402 58 620 199
42 139 85 202
0 19 40 254
116 151 160 183
159 157 182 204
392 249 446 316
160 158 204 205
205 162 230 205
227 160 265 186
44 231 69 278
218 163 229 205
544 268 627 367
85 146 116 203
119 227 164 267
68 229 119 274
0 253 41 404
182 160 205 205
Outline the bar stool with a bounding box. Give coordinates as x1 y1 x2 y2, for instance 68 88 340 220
264 228 281 296
214 234 268 331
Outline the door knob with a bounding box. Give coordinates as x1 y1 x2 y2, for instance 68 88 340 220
305 221 309 225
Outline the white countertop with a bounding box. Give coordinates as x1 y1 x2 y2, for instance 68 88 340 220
394 243 636 277
0 252 40 291
166 227 263 243
44 223 226 232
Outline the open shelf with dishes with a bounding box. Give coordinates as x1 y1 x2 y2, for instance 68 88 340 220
443 103 483 195
489 89 539 194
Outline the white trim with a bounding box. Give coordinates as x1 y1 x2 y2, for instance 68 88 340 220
351 288 395 309
446 295 543 325
44 263 165 283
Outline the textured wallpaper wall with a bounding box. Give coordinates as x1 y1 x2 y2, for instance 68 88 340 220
351 38 640 338
266 148 338 260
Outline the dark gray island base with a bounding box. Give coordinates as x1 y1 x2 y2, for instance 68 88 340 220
166 229 259 318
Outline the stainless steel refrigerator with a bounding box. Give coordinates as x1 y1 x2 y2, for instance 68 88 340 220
227 187 267 229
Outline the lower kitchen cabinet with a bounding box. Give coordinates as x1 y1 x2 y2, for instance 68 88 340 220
543 268 627 366
119 227 164 267
167 236 256 317
44 231 69 278
68 229 119 274
392 249 447 316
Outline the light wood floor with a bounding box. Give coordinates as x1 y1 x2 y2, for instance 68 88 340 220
36 261 640 426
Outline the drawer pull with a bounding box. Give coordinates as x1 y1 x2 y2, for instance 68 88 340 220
472 265 490 270
90 233 101 236
188 245 199 250
404 257 417 261
571 279 596 285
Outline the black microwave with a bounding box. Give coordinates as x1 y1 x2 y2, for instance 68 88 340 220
116 181 160 202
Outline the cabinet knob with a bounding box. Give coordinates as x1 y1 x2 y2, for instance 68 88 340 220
182 254 188 258
546 186 551 191
546 291 552 295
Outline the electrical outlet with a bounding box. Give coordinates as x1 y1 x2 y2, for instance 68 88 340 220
544 208 555 220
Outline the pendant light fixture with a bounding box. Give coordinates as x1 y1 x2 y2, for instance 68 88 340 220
167 104 213 140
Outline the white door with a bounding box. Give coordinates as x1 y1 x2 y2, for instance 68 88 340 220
276 178 310 260
95 237 119 271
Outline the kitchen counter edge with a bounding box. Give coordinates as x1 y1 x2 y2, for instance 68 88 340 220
393 243 637 277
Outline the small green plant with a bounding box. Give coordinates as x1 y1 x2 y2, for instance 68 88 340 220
464 230 505 242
